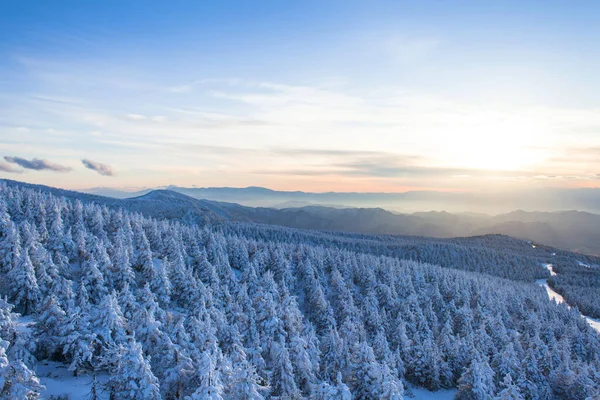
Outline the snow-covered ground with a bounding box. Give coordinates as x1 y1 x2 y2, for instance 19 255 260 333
15 314 35 335
408 387 457 400
537 280 567 304
577 260 591 268
544 263 557 276
36 361 109 400
14 315 109 400
536 264 600 333
586 316 600 332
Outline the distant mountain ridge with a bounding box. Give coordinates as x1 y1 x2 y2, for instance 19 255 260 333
227 203 600 255
83 184 600 214
0 179 237 225
7 179 600 255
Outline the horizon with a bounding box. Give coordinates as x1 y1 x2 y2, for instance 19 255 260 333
2 1 600 193
6 177 600 217
8 175 600 195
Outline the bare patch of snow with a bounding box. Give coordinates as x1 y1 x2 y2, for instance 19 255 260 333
15 315 36 335
577 261 591 268
36 361 109 400
536 264 600 333
408 387 457 400
544 263 557 276
541 283 566 305
585 317 600 332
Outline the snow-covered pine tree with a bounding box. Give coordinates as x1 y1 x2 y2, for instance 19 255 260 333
107 337 161 400
7 249 40 315
35 295 68 360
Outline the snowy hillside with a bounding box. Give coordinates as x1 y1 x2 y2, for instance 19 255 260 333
0 182 600 399
0 179 240 226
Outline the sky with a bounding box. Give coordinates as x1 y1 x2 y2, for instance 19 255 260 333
1 0 600 192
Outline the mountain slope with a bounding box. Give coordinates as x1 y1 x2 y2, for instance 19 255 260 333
8 179 600 254
86 184 600 214
1 179 236 225
2 181 600 399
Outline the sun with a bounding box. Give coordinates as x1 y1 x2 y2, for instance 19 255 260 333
433 112 548 172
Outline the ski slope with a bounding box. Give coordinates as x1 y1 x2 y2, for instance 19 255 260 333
536 264 600 333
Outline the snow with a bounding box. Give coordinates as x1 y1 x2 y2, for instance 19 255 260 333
15 315 36 335
577 260 591 268
6 179 600 398
536 264 562 304
537 280 566 305
544 263 557 276
586 316 600 332
408 387 457 400
536 264 600 333
36 361 109 400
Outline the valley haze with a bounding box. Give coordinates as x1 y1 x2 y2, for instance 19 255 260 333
83 183 600 255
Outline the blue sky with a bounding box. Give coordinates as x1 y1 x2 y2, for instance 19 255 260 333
1 1 600 191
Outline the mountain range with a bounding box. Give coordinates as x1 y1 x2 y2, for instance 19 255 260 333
4 178 600 399
6 179 600 255
83 185 600 214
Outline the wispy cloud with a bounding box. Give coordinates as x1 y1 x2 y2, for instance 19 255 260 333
4 156 72 172
0 161 23 173
4 61 600 190
270 148 410 158
333 160 470 178
82 158 115 176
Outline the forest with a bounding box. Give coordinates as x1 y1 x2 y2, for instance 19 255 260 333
1 181 599 399
548 262 600 319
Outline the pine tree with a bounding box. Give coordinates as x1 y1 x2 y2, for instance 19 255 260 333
80 255 108 305
0 338 10 396
0 206 20 274
63 310 95 376
0 298 17 342
7 249 40 314
352 342 383 400
186 351 224 400
160 344 194 400
133 226 154 278
225 343 264 400
270 339 301 399
335 372 352 400
517 348 551 400
380 363 404 400
0 298 44 400
46 204 68 271
288 334 316 395
456 356 496 400
492 342 520 387
320 328 345 382
494 374 524 400
118 283 139 321
107 337 161 400
35 295 68 360
151 258 172 308
111 232 135 291
0 357 44 399
312 372 352 400
93 292 127 350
